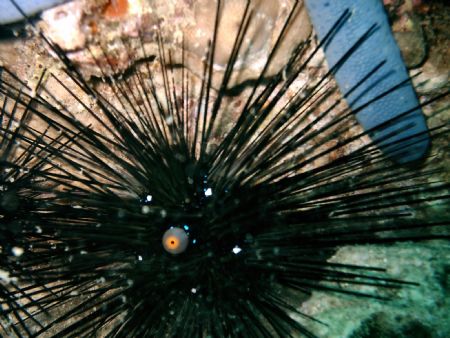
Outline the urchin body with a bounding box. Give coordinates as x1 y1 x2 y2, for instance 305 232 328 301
0 1 448 337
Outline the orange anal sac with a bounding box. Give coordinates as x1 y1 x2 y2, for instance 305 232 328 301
165 236 180 250
162 227 189 255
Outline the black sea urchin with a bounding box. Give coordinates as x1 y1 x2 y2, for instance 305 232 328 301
0 67 73 336
0 1 449 337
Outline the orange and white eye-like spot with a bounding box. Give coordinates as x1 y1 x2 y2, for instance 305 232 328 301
162 227 189 255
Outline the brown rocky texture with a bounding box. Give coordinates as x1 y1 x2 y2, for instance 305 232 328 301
29 0 311 85
0 0 317 166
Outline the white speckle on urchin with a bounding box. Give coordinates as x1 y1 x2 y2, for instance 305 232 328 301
12 247 24 257
0 269 17 283
204 188 212 197
165 116 174 125
191 288 197 294
232 246 242 255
